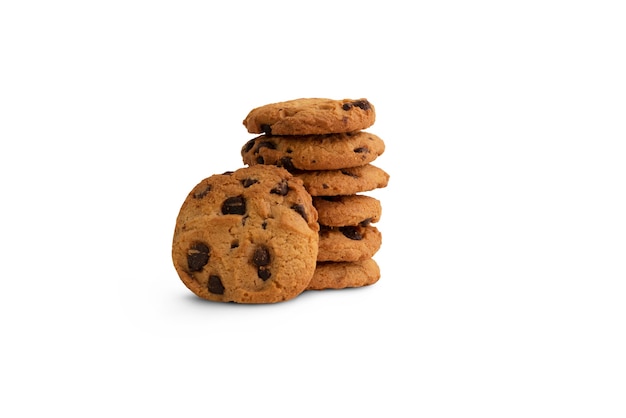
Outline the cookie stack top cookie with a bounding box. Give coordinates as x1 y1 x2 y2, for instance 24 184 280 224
243 98 376 136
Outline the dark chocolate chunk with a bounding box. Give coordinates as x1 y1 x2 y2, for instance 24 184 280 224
187 242 210 271
243 139 256 153
271 179 289 196
252 245 271 266
193 184 212 199
341 169 359 178
256 140 276 151
353 146 369 153
279 157 295 171
291 204 308 222
260 124 272 135
208 275 225 294
222 195 246 215
257 267 271 281
359 218 372 227
241 178 259 188
343 100 371 111
340 226 363 240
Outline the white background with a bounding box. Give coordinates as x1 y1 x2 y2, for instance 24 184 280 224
1 1 625 416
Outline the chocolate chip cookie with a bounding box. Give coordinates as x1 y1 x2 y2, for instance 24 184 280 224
313 194 382 227
172 165 319 303
294 164 390 196
317 225 382 262
242 98 376 135
241 131 385 171
307 259 380 290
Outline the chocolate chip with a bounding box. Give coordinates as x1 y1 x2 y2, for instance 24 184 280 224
222 171 234 175
256 140 276 151
340 226 363 240
260 124 272 135
187 242 210 271
256 156 265 164
243 139 256 153
322 183 329 189
279 157 295 171
208 275 225 294
291 204 308 222
252 245 271 266
222 195 246 215
341 169 359 178
193 184 212 199
258 267 271 281
231 240 239 249
353 146 369 153
241 178 259 188
271 180 289 196
286 148 293 153
342 103 352 111
262 220 268 229
352 100 371 110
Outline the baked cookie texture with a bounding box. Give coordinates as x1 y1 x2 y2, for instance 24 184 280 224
172 165 319 303
172 96 388 302
293 164 390 197
238 97 389 292
243 98 376 135
317 225 382 262
313 195 382 228
307 259 380 290
241 131 385 171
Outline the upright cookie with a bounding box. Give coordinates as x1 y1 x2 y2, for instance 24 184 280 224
172 165 319 303
243 98 376 135
307 259 381 290
294 164 390 196
241 131 385 171
313 195 382 227
317 225 382 262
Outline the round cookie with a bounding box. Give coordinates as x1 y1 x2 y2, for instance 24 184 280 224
313 195 382 227
317 225 382 262
242 98 376 135
172 165 319 303
294 164 390 196
307 259 380 290
241 131 385 171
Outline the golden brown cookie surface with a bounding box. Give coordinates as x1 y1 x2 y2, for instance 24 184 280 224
242 98 376 135
294 164 390 196
241 131 385 171
307 259 380 290
317 225 382 262
172 165 319 303
313 194 382 227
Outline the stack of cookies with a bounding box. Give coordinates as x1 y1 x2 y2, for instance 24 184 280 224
241 98 389 291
